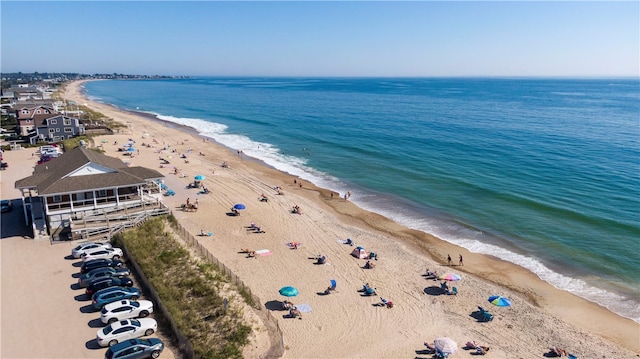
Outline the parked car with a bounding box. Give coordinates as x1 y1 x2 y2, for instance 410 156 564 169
92 287 141 310
96 318 157 347
101 300 154 324
82 247 123 262
104 338 164 359
81 258 124 274
72 241 113 258
78 267 131 288
86 277 134 296
1 199 12 213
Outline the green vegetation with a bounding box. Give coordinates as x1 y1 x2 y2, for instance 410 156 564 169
113 218 252 359
61 136 92 150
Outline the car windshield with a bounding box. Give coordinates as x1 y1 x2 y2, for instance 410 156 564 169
74 245 82 250
131 301 140 308
130 319 140 327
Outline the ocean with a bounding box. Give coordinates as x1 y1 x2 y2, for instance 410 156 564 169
84 77 640 322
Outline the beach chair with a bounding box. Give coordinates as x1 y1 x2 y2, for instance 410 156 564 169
478 306 494 322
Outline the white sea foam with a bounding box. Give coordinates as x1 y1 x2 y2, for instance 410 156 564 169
153 113 640 323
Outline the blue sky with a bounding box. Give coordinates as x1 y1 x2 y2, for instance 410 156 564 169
1 1 638 77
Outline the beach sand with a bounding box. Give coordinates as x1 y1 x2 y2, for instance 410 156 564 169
46 80 639 358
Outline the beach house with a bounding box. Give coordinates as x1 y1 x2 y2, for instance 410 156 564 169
15 105 86 143
15 146 169 242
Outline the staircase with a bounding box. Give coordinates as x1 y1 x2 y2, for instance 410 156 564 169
55 199 170 242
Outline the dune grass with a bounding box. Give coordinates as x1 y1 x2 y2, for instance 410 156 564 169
114 218 251 359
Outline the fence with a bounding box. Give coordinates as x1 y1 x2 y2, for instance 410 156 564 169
173 221 285 359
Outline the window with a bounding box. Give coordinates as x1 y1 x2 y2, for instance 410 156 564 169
49 129 55 133
64 128 72 133
63 118 71 125
26 119 31 123
98 190 107 197
53 195 62 203
50 119 57 124
36 110 41 114
56 128 60 132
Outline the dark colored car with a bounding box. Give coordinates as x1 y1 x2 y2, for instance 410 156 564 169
81 258 124 274
1 200 12 213
92 287 141 310
86 276 134 296
78 267 131 288
104 338 164 359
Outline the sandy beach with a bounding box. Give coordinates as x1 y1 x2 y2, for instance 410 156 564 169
4 79 636 358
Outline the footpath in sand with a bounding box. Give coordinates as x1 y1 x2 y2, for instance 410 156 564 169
3 80 637 359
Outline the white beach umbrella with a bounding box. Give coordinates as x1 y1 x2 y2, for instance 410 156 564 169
434 337 458 354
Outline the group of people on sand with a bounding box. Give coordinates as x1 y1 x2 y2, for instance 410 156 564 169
282 300 302 319
292 205 302 214
248 222 265 233
240 248 257 258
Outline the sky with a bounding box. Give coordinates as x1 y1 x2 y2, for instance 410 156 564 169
1 1 638 77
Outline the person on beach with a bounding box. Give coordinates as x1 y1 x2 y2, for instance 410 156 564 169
447 254 452 266
459 254 463 266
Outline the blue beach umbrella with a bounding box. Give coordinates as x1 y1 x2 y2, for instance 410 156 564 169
233 203 246 210
194 174 205 181
279 286 299 297
126 147 136 152
488 295 512 307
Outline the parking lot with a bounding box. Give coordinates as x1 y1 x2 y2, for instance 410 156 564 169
0 214 176 358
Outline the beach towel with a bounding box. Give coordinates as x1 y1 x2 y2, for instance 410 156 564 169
296 304 312 313
255 249 272 256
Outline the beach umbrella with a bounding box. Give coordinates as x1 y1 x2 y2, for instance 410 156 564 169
194 174 205 181
279 286 299 297
438 272 462 281
434 337 458 354
233 203 246 210
488 295 512 307
329 279 337 289
126 147 136 152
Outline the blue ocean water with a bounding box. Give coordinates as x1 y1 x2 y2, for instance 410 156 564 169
84 77 640 322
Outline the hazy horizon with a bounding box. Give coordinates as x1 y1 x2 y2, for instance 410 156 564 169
2 1 638 78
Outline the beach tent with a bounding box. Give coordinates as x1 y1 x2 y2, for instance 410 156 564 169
351 246 368 259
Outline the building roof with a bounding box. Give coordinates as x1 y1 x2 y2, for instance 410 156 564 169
15 147 164 195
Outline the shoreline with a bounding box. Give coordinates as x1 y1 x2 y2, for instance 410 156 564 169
64 80 639 357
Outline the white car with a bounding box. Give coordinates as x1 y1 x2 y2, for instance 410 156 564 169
101 300 154 324
96 318 157 347
72 241 112 258
82 247 123 262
